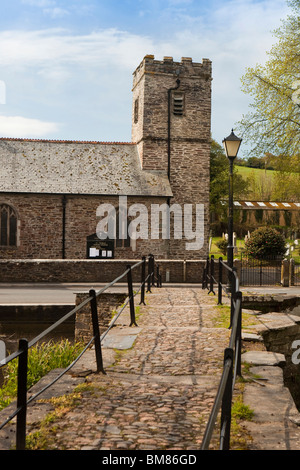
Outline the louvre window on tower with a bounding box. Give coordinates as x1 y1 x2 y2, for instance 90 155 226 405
173 92 184 116
134 98 139 123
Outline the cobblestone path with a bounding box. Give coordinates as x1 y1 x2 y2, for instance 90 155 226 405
28 287 231 450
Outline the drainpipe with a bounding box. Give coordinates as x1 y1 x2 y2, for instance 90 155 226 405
62 194 66 259
167 78 180 182
167 78 180 258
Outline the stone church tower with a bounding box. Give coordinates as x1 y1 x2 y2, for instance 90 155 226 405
0 54 211 264
131 55 212 259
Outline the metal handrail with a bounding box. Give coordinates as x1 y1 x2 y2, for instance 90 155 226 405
201 255 242 450
0 254 160 450
200 357 231 449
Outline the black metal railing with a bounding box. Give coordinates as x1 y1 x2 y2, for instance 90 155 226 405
201 255 242 450
0 254 160 450
293 263 300 286
240 253 283 286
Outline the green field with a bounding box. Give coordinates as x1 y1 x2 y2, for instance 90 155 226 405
235 165 278 201
235 164 299 205
235 165 276 182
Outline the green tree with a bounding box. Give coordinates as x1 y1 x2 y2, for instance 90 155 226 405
246 169 275 201
210 139 248 219
270 153 300 201
239 0 300 157
247 156 264 169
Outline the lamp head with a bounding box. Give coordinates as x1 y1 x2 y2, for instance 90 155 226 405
222 129 242 160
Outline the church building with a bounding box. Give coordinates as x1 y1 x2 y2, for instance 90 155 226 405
0 55 212 261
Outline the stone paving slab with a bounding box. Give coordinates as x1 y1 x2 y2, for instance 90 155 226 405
241 351 286 367
101 327 142 350
243 366 300 450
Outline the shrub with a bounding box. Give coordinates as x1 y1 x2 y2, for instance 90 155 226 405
216 239 228 256
245 227 286 259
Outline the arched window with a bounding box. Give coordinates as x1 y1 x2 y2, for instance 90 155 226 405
0 204 17 246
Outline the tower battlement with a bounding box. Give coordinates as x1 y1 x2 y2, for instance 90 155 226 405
132 55 212 89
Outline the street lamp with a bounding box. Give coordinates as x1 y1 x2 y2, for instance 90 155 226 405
222 129 242 271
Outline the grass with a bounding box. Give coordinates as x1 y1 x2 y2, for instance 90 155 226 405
209 236 245 260
235 165 276 182
212 304 257 330
229 392 254 450
232 394 254 421
0 339 84 411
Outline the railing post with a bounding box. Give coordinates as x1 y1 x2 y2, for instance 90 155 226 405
127 264 138 327
16 338 28 450
147 254 152 293
235 291 242 377
208 255 215 295
290 258 295 286
151 254 155 286
229 267 237 328
220 347 233 450
140 256 146 305
89 289 106 374
156 264 160 288
259 259 263 286
218 257 223 305
202 257 209 289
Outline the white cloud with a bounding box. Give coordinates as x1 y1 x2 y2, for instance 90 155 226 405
21 0 55 6
0 0 290 143
43 7 70 18
0 0 288 74
153 0 290 143
0 28 154 72
21 0 70 18
0 81 5 105
0 116 59 138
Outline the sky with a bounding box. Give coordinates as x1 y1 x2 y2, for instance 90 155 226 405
0 0 291 156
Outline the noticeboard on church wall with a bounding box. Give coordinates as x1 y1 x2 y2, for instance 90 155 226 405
86 233 114 259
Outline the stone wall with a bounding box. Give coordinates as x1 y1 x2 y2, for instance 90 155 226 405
0 194 174 260
255 308 300 410
0 191 210 261
0 259 206 283
242 294 300 313
75 291 128 343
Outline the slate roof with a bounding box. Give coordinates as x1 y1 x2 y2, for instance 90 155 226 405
0 138 172 197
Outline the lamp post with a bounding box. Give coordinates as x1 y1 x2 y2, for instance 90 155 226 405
222 129 242 271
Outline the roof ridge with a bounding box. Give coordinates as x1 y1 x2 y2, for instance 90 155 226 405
0 137 135 145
